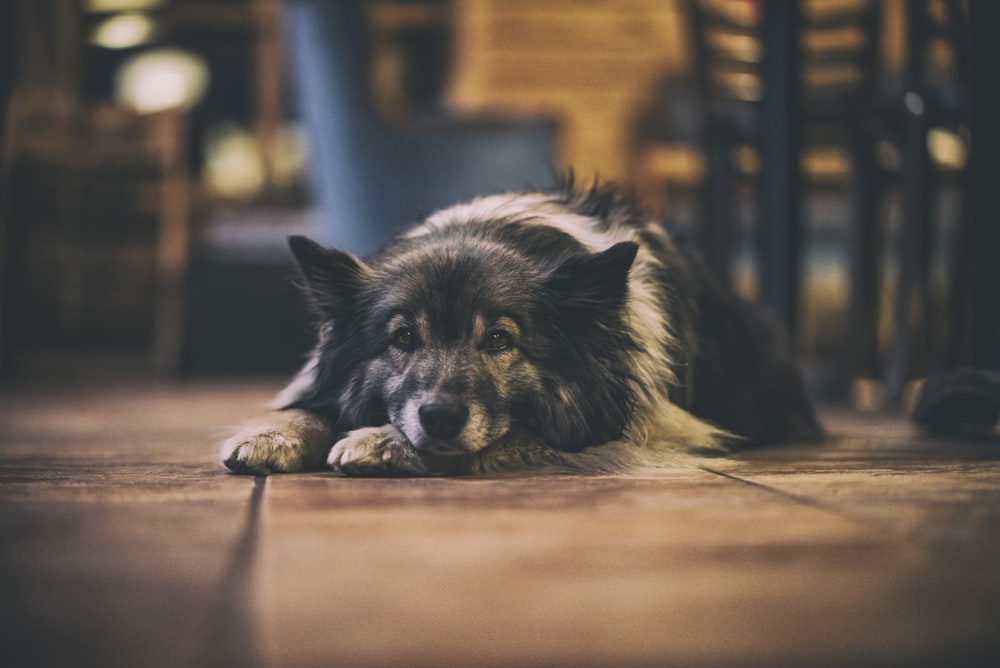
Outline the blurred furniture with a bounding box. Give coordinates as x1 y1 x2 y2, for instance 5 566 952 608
0 0 203 377
879 0 966 401
0 0 306 377
685 0 882 330
0 1 12 374
2 95 193 375
286 0 558 257
913 0 1000 436
959 0 1000 374
680 0 994 409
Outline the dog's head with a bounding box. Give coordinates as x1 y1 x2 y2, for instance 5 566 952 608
288 227 638 456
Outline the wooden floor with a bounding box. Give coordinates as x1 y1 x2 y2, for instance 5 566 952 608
1 380 999 668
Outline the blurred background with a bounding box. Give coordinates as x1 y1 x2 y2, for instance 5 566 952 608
0 0 995 413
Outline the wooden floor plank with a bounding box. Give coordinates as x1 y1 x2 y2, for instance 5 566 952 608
254 470 994 667
2 384 999 667
0 382 273 668
704 417 1000 666
712 416 1000 559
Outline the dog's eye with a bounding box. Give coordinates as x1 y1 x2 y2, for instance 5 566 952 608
392 327 417 350
487 329 512 351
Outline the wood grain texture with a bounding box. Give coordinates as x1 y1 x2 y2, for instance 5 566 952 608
1 383 998 667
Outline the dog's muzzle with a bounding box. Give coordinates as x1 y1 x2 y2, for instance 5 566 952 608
417 399 469 443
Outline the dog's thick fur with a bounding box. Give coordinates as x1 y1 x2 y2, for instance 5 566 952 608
222 179 821 476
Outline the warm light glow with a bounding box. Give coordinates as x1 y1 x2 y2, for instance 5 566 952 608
85 0 165 11
115 48 209 114
204 123 265 200
90 13 156 49
927 127 968 171
204 122 308 200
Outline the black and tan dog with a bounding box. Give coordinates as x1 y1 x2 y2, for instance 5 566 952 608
222 178 821 476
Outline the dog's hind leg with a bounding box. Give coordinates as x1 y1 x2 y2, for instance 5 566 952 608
221 409 333 475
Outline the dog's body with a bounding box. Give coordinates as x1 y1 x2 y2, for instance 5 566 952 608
222 179 821 476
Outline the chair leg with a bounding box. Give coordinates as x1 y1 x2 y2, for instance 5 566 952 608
845 129 882 382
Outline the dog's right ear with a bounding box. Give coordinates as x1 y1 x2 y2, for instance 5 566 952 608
288 236 370 314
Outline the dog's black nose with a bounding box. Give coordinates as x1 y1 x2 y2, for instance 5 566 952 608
418 401 469 440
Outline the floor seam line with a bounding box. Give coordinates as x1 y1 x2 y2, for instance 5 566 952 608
195 475 266 668
700 465 863 523
699 466 978 558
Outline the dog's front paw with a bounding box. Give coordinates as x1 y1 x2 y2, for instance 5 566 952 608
223 431 311 475
221 410 330 475
328 426 431 477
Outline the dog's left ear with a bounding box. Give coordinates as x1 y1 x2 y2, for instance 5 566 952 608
545 241 638 311
288 236 371 314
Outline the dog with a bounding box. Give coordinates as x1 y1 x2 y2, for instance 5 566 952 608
221 177 821 476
